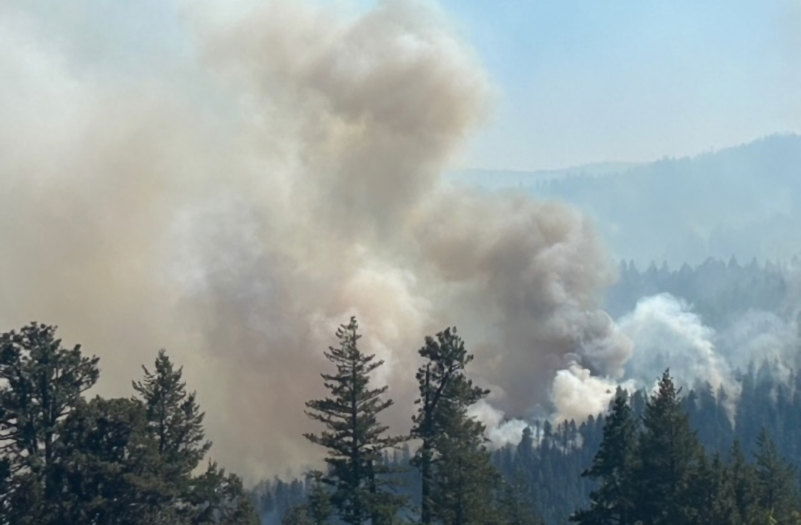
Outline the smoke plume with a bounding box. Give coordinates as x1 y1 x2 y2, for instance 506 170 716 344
618 294 736 396
0 0 631 479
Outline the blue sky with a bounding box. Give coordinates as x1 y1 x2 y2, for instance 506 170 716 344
431 0 801 170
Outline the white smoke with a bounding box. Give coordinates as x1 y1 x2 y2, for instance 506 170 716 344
617 294 737 396
718 309 801 376
468 400 530 449
550 362 629 423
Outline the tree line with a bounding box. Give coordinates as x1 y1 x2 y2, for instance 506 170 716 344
606 256 788 324
262 321 801 525
0 322 258 524
573 371 800 524
4 318 799 524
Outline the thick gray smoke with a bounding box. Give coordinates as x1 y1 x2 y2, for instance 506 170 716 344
0 0 632 479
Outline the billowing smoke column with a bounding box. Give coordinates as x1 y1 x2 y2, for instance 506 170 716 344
619 294 736 396
0 0 632 479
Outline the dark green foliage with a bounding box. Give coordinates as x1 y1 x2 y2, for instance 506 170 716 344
752 430 799 524
304 316 405 525
191 462 260 525
133 349 211 480
131 350 256 524
606 257 788 325
728 440 759 523
412 327 518 525
685 383 734 455
57 397 166 523
570 372 801 525
571 388 638 525
494 480 543 525
305 473 333 525
428 407 498 525
685 452 739 524
277 473 332 525
411 327 482 524
258 363 801 525
0 323 257 525
411 327 488 524
634 370 702 524
0 322 99 523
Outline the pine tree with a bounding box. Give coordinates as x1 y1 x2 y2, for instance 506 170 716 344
634 370 701 525
729 440 758 524
305 472 333 525
430 401 498 524
411 327 497 525
133 349 257 524
685 452 738 525
57 397 166 524
0 323 99 524
517 426 535 467
495 480 543 525
0 324 258 524
190 462 260 525
281 472 333 525
752 429 798 524
132 349 211 481
512 426 537 512
304 317 405 525
571 388 638 525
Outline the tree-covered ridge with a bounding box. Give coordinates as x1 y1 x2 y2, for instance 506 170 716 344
605 256 791 324
460 134 801 264
0 323 258 525
257 361 801 525
5 320 800 525
574 372 801 525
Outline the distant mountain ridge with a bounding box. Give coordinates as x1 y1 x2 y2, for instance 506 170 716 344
453 161 639 188
452 134 801 264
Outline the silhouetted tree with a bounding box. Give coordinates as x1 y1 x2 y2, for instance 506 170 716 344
304 317 405 524
634 370 701 525
0 323 99 524
412 327 499 524
571 388 638 525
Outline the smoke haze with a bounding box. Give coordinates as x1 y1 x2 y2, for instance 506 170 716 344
0 0 638 479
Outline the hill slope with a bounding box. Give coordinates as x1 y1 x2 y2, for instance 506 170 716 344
454 134 801 264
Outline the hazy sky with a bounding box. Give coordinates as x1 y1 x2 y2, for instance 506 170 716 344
6 0 801 170
434 0 801 170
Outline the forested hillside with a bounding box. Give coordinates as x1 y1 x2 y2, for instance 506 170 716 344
457 135 801 265
5 266 797 524
605 257 791 323
253 257 801 524
254 364 801 524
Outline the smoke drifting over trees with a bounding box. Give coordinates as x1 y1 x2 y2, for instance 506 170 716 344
3 3 801 509
0 0 636 480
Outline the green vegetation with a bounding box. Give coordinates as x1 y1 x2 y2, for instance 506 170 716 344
4 320 801 525
0 322 257 525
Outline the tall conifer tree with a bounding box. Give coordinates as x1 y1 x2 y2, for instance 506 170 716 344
571 388 638 525
411 327 498 525
133 349 211 481
0 323 99 523
304 317 404 525
752 429 798 524
634 370 701 525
